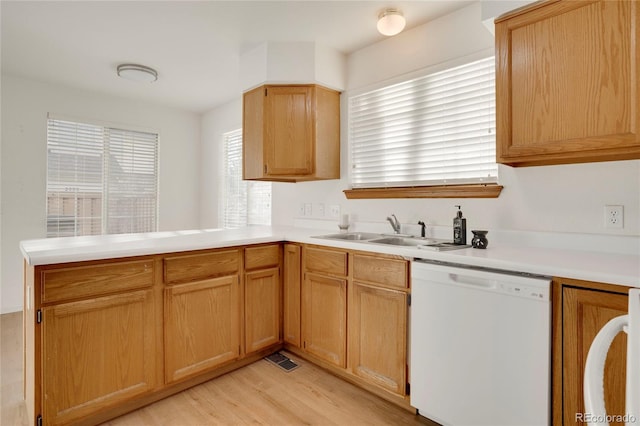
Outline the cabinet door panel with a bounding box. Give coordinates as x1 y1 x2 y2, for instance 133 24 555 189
164 276 240 383
42 290 156 425
245 268 281 354
350 282 407 395
284 244 301 346
563 286 627 424
302 272 347 367
265 86 314 175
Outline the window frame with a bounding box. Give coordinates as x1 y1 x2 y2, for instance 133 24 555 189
344 49 502 199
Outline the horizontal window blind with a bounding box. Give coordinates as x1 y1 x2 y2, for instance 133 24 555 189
221 129 271 229
349 56 497 188
105 128 158 234
46 117 158 237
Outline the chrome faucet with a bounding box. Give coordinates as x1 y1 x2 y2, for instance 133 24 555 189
386 214 401 234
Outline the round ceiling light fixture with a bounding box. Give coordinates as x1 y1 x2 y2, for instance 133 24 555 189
117 63 158 83
377 8 406 36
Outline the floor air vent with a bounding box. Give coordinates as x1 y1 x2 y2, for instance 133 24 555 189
265 352 299 372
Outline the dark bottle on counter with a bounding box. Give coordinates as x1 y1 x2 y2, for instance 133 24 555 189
453 205 467 245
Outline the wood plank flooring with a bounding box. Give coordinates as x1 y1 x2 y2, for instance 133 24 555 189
1 312 433 425
1 312 28 426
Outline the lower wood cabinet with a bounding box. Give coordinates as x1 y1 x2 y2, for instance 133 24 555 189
302 271 347 367
42 289 157 425
26 244 284 425
164 275 240 383
245 267 281 354
553 278 630 425
350 282 407 395
244 244 282 355
296 245 410 403
283 243 301 346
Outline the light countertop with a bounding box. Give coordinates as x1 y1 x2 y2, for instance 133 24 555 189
20 225 640 288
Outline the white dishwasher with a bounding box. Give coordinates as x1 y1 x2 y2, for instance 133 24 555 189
410 259 551 426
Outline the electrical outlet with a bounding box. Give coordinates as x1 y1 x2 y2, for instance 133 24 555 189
304 203 312 216
604 205 624 229
329 205 340 218
317 203 325 217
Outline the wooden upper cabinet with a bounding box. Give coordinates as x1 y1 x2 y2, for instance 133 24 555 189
495 0 640 166
243 84 340 182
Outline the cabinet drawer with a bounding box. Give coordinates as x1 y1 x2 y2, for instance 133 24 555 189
353 254 408 289
164 250 240 284
42 259 154 304
304 246 347 277
245 244 280 270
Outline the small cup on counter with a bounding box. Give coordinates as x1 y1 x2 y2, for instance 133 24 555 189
471 230 488 249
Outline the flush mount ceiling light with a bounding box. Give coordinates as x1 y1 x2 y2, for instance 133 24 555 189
117 64 158 83
377 8 406 36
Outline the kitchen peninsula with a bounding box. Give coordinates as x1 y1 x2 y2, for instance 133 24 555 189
21 226 640 425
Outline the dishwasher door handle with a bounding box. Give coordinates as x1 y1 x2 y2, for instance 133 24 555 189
448 273 498 289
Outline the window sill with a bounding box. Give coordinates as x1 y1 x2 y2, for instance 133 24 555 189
343 184 503 199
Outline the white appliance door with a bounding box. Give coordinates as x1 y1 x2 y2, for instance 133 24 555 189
410 262 550 426
583 288 640 426
627 288 640 422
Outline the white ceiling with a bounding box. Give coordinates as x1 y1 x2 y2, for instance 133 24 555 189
1 1 473 113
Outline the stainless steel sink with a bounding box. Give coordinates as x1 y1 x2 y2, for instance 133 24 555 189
312 233 471 251
419 242 472 251
369 237 470 251
369 237 440 247
312 232 381 241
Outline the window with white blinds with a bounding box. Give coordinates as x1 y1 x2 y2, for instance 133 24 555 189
46 116 158 237
349 56 497 188
221 129 271 228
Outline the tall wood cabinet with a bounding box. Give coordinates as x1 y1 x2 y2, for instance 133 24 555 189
553 278 630 424
495 0 640 166
243 84 340 182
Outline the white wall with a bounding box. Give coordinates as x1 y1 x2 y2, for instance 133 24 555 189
1 74 201 313
270 2 640 239
200 98 243 229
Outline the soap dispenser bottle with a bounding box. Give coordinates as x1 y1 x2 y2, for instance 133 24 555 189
453 205 467 245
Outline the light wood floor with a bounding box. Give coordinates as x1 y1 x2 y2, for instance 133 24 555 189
1 312 432 425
